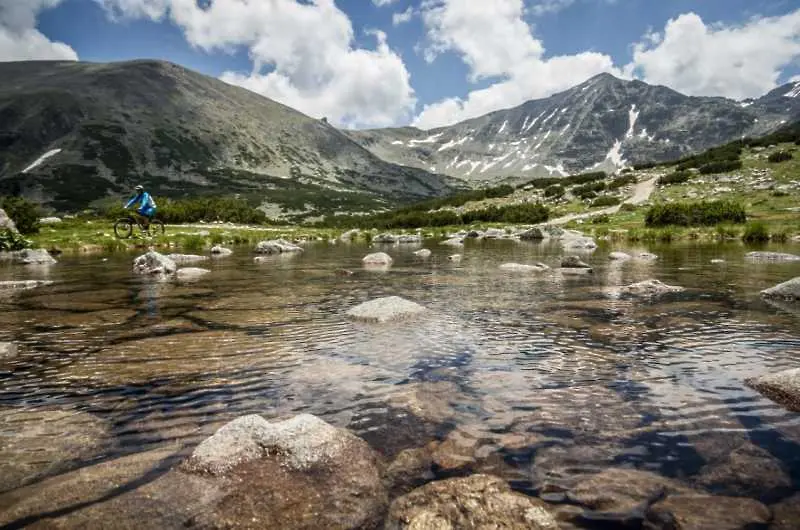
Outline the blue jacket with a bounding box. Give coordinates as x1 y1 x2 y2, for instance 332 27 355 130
125 191 156 215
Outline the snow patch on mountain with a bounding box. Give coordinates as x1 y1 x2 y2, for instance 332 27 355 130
498 120 508 134
22 149 62 174
625 104 640 139
787 82 800 98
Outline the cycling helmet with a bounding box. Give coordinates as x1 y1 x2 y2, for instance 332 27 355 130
134 185 144 191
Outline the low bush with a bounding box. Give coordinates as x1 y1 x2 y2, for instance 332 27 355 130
0 196 41 234
0 229 31 251
742 222 770 243
591 196 621 208
544 185 565 198
591 214 610 224
105 196 270 225
767 150 793 163
658 171 691 186
698 160 742 175
645 200 747 227
609 174 637 190
573 181 606 198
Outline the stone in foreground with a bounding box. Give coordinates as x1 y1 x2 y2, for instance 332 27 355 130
644 494 770 530
385 474 559 530
745 367 800 412
346 296 428 323
761 277 800 301
255 239 303 254
133 250 176 275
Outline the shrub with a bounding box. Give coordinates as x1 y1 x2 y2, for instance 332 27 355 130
772 189 789 197
591 214 610 224
105 195 269 225
181 234 207 252
573 181 606 198
742 222 770 243
0 196 40 234
698 160 742 175
544 185 565 198
767 150 793 163
591 196 621 208
0 229 31 251
645 200 747 227
633 161 657 170
658 171 691 186
609 174 637 190
619 203 639 213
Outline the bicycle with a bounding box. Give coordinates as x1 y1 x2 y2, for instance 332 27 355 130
113 214 165 239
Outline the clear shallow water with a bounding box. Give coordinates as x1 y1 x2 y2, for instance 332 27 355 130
1 239 800 503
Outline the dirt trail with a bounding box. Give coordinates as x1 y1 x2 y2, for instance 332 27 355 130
547 176 658 226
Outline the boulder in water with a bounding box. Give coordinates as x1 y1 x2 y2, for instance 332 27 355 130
440 237 465 247
0 280 53 291
255 239 303 254
175 268 211 282
609 251 631 261
15 248 57 265
413 248 432 258
210 245 232 256
745 367 800 412
499 262 549 273
561 255 591 269
133 250 176 275
617 279 684 297
745 251 800 262
363 252 393 266
761 277 800 301
167 253 209 264
346 296 428 323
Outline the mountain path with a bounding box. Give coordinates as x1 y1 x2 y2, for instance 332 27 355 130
547 176 658 226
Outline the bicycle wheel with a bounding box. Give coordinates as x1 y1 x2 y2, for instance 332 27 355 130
149 219 165 235
114 218 134 239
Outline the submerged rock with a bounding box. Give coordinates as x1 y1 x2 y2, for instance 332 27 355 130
386 447 435 496
745 251 800 262
167 253 209 264
255 239 303 254
761 277 800 301
609 251 631 261
440 237 465 247
447 253 462 262
644 494 770 530
0 280 53 291
561 255 592 269
175 267 211 282
133 250 176 275
362 252 393 266
745 367 800 411
346 296 427 323
499 262 549 273
385 474 559 530
634 252 659 261
617 279 684 297
413 248 432 258
0 342 16 358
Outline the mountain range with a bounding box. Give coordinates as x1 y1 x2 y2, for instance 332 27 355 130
0 59 798 213
346 74 800 186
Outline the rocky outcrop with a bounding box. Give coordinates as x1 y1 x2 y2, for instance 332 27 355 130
0 207 17 233
761 277 800 301
255 239 303 254
385 474 559 530
744 367 800 411
644 494 770 530
132 250 176 275
346 296 428 323
362 252 394 266
175 267 211 281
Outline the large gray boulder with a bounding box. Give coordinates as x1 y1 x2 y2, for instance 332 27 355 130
761 277 800 301
745 367 800 412
385 474 559 530
15 248 56 265
363 252 393 266
255 239 303 254
0 207 17 233
346 296 428 323
132 250 176 275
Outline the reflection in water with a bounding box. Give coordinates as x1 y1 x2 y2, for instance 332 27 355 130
1 240 800 505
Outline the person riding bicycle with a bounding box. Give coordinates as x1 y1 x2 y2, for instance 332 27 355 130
124 185 157 230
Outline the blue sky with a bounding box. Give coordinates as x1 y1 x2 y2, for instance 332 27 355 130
3 0 800 128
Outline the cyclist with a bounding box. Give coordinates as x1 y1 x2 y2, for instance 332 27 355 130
124 185 157 230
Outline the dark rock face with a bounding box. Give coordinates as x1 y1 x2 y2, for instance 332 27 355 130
0 60 456 212
347 73 800 183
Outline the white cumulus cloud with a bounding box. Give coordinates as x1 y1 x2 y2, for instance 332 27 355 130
626 10 800 101
372 0 399 6
392 6 415 26
414 0 621 128
0 0 78 61
95 0 416 128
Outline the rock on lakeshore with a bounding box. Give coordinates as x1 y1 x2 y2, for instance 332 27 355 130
346 296 428 323
385 474 559 530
